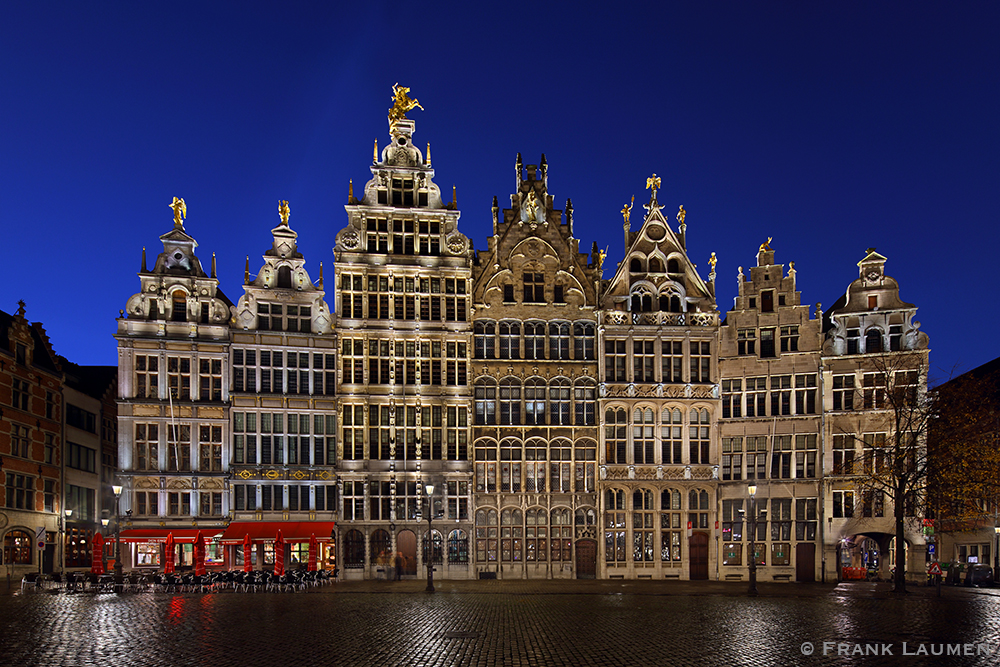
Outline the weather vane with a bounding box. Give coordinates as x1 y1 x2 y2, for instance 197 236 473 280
169 197 187 228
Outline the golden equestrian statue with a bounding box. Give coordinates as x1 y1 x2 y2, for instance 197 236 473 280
759 237 773 252
278 200 290 225
169 197 187 228
389 83 424 123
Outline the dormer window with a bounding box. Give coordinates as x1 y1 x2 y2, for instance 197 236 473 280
648 258 662 273
667 258 681 274
15 343 26 365
277 266 292 288
846 328 860 354
523 272 544 303
865 329 883 353
629 258 642 273
868 295 878 309
761 291 774 313
171 291 187 322
391 178 414 207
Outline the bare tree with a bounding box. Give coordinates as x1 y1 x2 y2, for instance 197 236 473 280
847 352 932 595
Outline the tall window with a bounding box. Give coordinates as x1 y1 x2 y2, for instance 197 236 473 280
444 342 467 386
771 498 792 542
689 409 709 464
475 443 498 493
168 491 191 516
780 325 799 352
863 373 887 409
341 273 364 318
722 437 743 480
342 481 364 521
770 375 792 416
475 509 498 562
721 380 742 418
4 473 34 510
832 491 854 518
604 340 627 382
660 489 682 562
796 498 817 540
10 424 30 458
770 435 792 479
500 508 523 562
633 490 655 562
863 433 887 475
549 379 571 426
475 379 497 425
574 441 596 492
722 499 744 543
760 328 776 358
474 321 496 359
199 359 223 401
737 329 756 356
446 406 468 461
499 322 520 359
794 374 817 414
199 424 223 472
746 437 767 480
661 340 684 384
605 489 626 564
633 340 655 382
447 481 469 521
550 443 572 493
549 323 570 360
573 322 595 360
135 355 159 399
166 425 191 471
68 442 97 473
344 530 365 568
524 378 546 425
524 445 546 492
525 508 546 562
690 341 711 383
689 490 710 529
523 272 544 302
2 530 32 564
632 408 655 464
574 380 596 426
832 375 855 411
661 408 683 464
444 279 466 322
605 408 627 464
832 434 855 475
794 434 817 478
342 406 365 460
524 322 546 360
745 377 767 417
167 357 191 400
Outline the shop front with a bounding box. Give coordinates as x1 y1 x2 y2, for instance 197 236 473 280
220 521 337 572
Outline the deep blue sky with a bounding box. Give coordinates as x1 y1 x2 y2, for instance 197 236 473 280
3 2 997 383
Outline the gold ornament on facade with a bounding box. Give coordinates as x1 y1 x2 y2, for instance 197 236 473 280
169 197 187 228
709 252 717 272
388 83 424 123
759 237 773 252
677 205 686 226
646 174 661 197
278 200 290 226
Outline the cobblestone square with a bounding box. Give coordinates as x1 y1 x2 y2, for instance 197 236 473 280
2 580 999 666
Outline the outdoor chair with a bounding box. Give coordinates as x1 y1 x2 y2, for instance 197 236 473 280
20 572 40 593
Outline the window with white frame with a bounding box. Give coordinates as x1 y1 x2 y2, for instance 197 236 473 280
604 339 627 381
745 377 767 417
632 408 655 464
722 437 743 480
632 340 655 382
832 434 856 475
660 489 682 562
574 380 596 426
661 340 684 383
689 409 710 464
690 341 711 383
633 489 655 562
722 379 742 418
661 408 683 464
135 355 159 399
794 374 817 414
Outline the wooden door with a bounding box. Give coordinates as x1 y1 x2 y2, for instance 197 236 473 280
576 539 596 579
796 543 816 582
689 532 709 580
397 530 417 576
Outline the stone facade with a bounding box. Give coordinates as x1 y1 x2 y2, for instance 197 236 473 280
470 155 602 579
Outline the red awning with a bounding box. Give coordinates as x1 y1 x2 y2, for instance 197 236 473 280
120 529 222 544
220 521 337 544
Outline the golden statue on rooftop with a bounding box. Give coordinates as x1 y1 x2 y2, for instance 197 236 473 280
621 195 634 227
389 83 424 123
278 200 290 226
169 197 187 228
759 237 773 252
677 205 686 226
646 174 661 198
709 252 717 273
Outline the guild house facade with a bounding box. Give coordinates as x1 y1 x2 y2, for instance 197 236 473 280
111 86 930 582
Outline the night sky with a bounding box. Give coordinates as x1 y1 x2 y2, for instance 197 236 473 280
3 2 996 383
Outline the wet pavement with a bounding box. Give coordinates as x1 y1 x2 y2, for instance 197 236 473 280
1 579 999 666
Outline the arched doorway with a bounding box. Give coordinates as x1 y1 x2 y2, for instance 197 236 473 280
576 539 596 579
397 530 417 576
689 532 709 580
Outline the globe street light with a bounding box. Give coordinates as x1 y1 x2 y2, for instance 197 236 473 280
748 484 758 597
425 483 435 593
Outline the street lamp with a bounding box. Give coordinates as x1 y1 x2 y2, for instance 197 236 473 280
748 484 758 597
61 509 72 571
993 526 999 576
425 483 435 593
112 484 123 579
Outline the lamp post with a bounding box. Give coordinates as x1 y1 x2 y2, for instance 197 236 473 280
425 483 435 593
61 509 72 571
112 484 123 579
748 484 758 597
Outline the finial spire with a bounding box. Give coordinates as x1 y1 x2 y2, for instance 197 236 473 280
244 256 250 284
348 179 354 204
16 299 26 318
452 185 457 207
318 261 324 288
426 143 432 167
141 247 147 272
211 252 217 278
373 138 378 164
